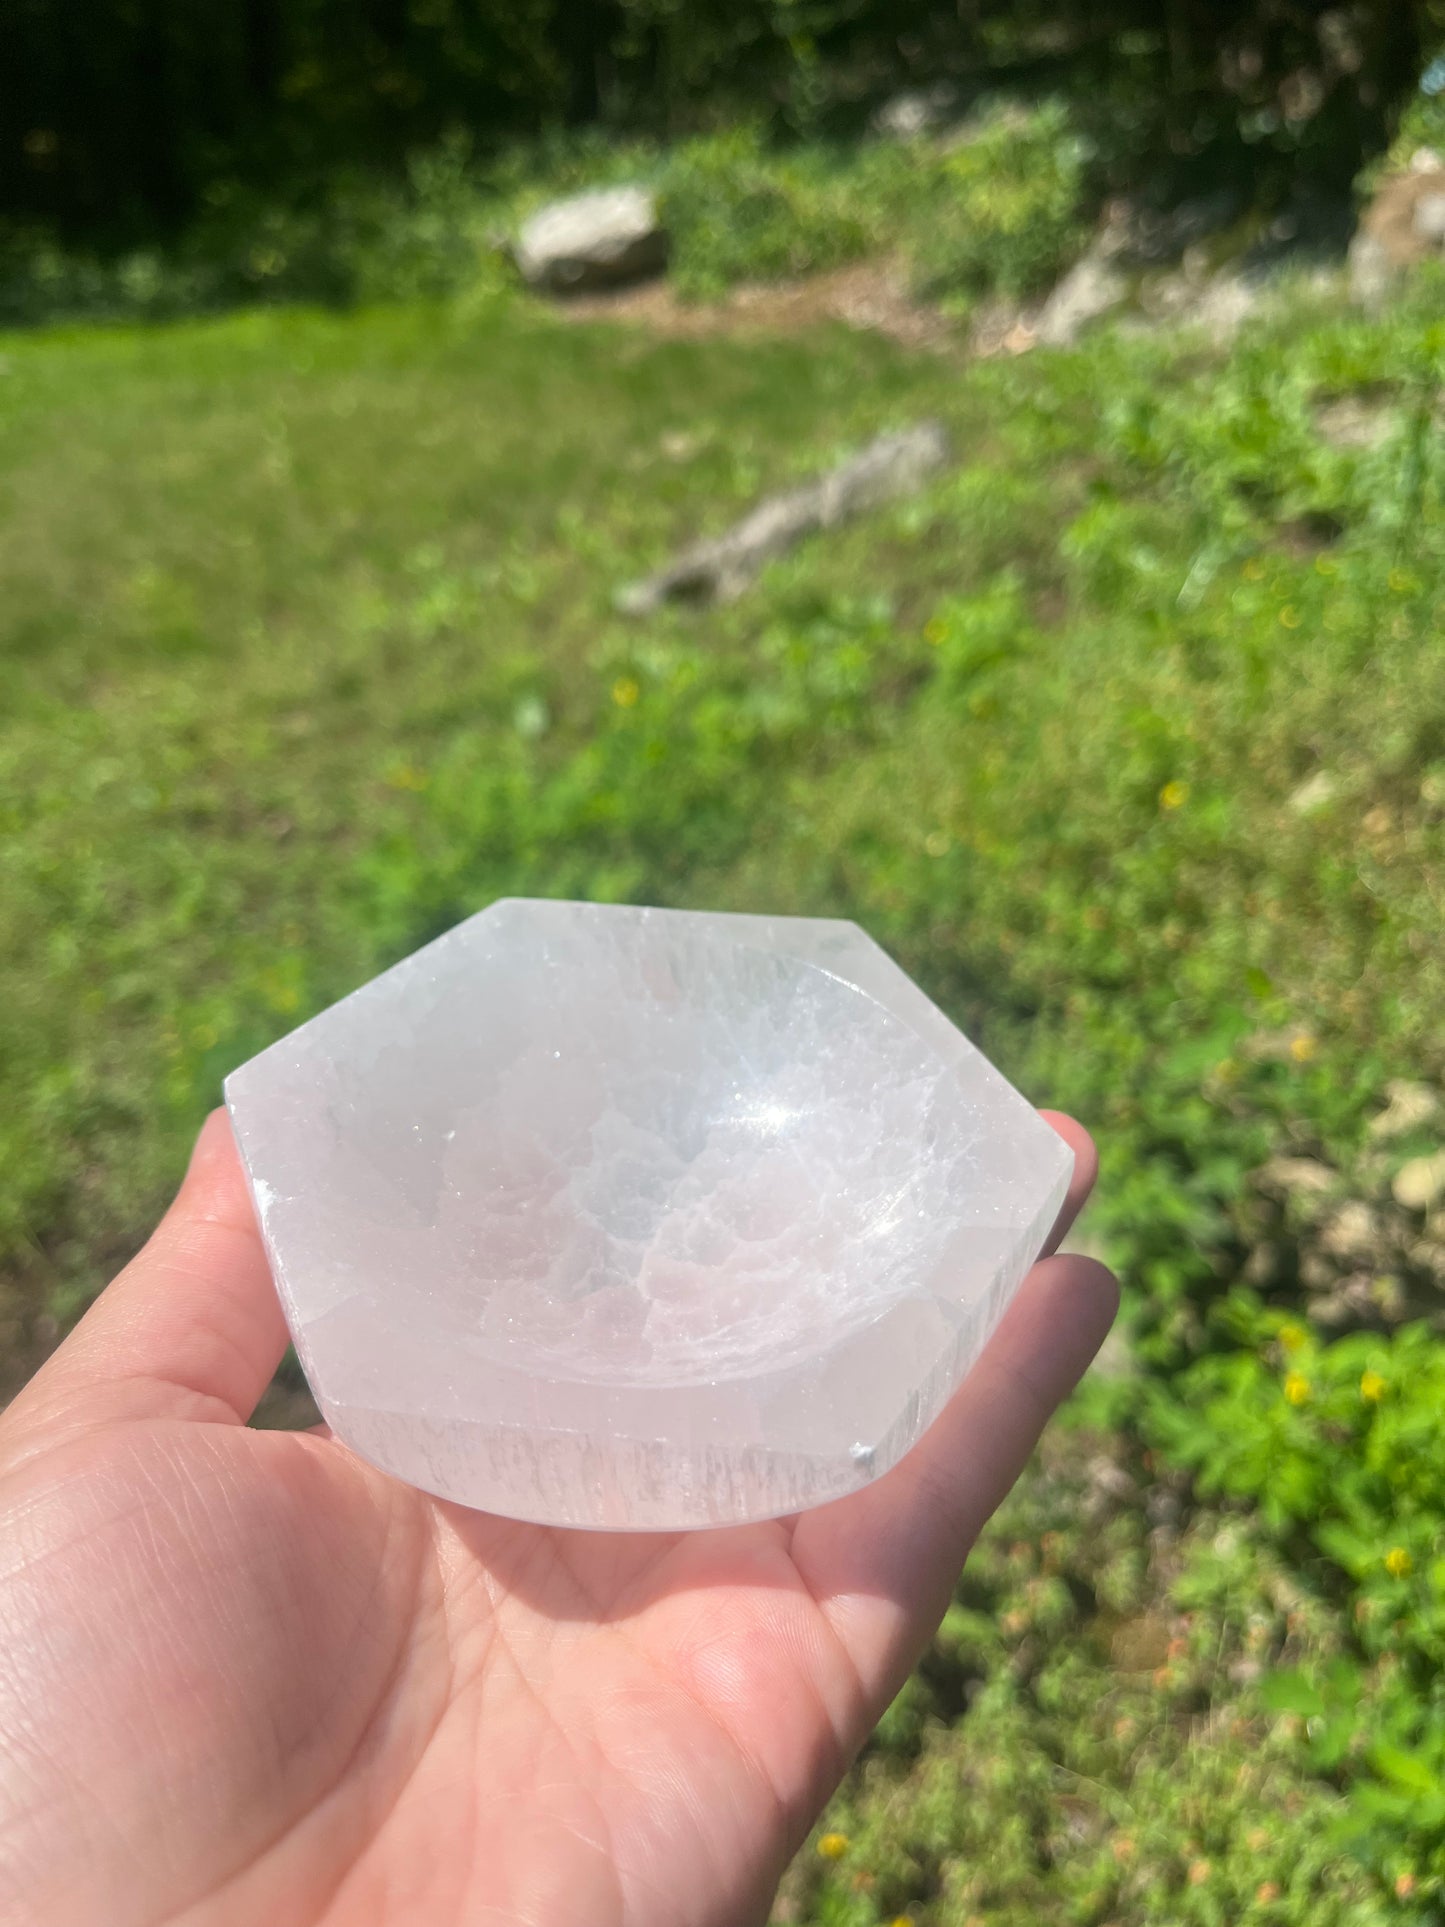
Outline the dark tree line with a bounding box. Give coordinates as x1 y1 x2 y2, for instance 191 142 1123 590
2 1 1437 238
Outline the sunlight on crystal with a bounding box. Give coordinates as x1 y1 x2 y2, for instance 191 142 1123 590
735 1099 801 1135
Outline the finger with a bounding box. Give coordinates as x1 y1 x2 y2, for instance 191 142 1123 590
3 1111 289 1439
793 1249 1118 1703
1037 1111 1097 1255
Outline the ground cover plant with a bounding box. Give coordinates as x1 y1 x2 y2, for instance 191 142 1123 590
2 184 1444 1922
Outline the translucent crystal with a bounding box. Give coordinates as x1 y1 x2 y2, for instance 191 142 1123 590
224 901 1071 1529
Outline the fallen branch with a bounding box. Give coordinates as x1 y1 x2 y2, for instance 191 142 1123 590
616 421 951 614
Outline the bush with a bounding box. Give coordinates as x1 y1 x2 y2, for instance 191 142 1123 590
658 103 1092 308
659 126 879 298
904 99 1090 305
0 136 510 328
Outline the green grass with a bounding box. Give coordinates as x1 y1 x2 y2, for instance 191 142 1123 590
3 268 1444 1916
0 296 944 1329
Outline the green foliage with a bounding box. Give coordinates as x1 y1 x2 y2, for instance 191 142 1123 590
2 193 1444 1914
661 102 1090 307
784 1428 1406 1924
5 0 1431 241
0 137 508 328
660 127 876 298
4 0 566 234
1142 1309 1445 1888
906 99 1090 304
0 105 1093 326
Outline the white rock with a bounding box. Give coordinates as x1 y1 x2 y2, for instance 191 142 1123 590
1394 1151 1445 1213
1349 232 1396 309
514 186 668 294
1314 397 1391 452
871 82 960 141
1369 1080 1439 1140
1034 252 1127 347
1287 769 1337 813
1320 1200 1379 1261
225 900 1071 1530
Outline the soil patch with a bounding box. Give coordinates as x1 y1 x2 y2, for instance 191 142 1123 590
552 258 957 352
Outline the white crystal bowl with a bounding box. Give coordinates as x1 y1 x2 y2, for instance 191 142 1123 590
225 900 1071 1529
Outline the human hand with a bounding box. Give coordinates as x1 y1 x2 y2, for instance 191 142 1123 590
0 1110 1115 1927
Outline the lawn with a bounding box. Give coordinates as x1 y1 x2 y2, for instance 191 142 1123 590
0 297 942 1341
3 272 1443 1918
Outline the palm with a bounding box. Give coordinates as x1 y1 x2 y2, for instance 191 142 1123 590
0 1115 1114 1927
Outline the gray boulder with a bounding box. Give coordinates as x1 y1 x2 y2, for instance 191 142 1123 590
516 187 668 296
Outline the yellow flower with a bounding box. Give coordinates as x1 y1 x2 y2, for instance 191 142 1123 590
1242 557 1266 581
888 1918 915 1927
1289 1032 1318 1064
611 675 641 709
1278 1322 1308 1353
1159 779 1190 811
1279 605 1301 629
1283 1371 1311 1407
1389 568 1413 595
816 1831 849 1861
1385 1546 1412 1579
1360 1369 1387 1404
924 617 948 646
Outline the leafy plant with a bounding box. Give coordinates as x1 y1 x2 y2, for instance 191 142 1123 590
905 99 1090 305
659 126 880 298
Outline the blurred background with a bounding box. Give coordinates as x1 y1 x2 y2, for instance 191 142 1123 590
3 2 1445 1919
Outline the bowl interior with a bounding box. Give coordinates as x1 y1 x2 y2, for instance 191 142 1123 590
304 913 977 1385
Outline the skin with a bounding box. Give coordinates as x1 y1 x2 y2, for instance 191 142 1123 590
0 1109 1116 1927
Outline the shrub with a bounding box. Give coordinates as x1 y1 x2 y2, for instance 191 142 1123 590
659 127 878 299
904 99 1091 305
659 104 1093 308
0 135 510 327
